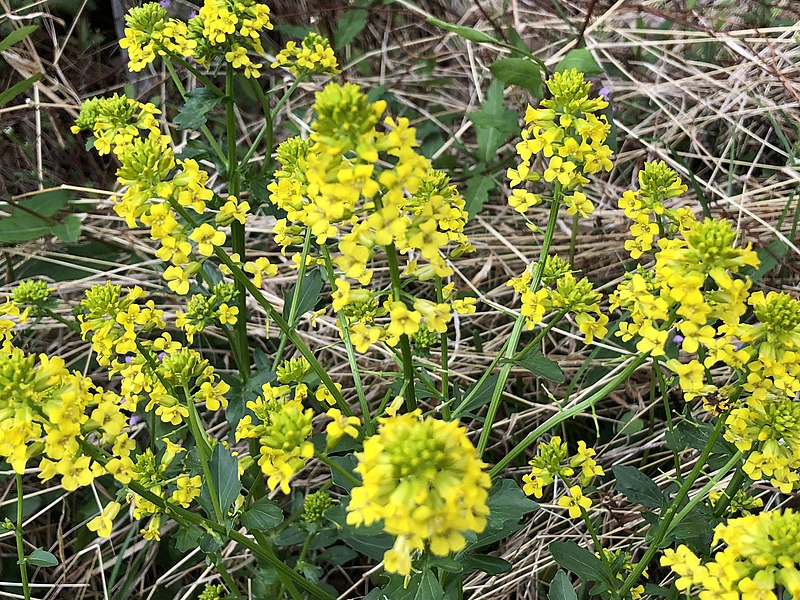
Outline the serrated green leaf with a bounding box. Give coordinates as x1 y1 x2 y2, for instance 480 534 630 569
334 2 369 50
0 73 41 108
489 58 543 98
427 17 498 44
486 479 538 528
53 215 81 243
612 465 665 508
511 351 564 383
549 570 578 600
461 553 512 575
174 87 221 131
463 173 494 218
282 268 323 324
0 25 37 53
27 547 58 567
549 541 611 585
241 496 284 531
555 48 603 75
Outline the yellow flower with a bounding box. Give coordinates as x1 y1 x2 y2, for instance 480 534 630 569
189 223 226 257
87 501 122 538
325 408 360 446
557 485 591 518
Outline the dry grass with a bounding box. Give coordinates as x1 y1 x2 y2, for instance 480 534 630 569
1 0 800 598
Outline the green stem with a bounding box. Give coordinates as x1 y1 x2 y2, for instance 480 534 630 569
614 417 727 600
478 188 562 456
167 200 353 415
163 58 227 167
80 442 335 600
512 308 569 361
182 383 224 523
319 244 373 435
712 465 747 518
315 451 361 488
581 505 617 593
40 307 80 333
168 53 225 97
669 450 742 533
273 227 312 370
490 352 649 477
384 241 416 411
241 78 302 168
215 557 241 598
435 277 451 419
15 473 30 600
226 67 250 382
568 212 579 266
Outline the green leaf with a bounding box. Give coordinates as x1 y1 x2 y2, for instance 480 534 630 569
461 554 512 575
0 73 41 108
27 548 58 567
174 87 221 131
616 410 644 436
486 479 538 529
175 524 202 552
511 351 565 383
555 48 603 75
208 443 241 515
282 268 324 324
0 212 52 243
0 25 37 53
612 465 665 508
453 374 499 417
549 570 578 600
414 569 444 600
468 80 518 163
241 497 284 531
318 544 359 566
427 17 498 44
489 58 543 98
742 239 788 282
429 556 463 573
19 189 71 217
463 173 495 218
328 454 359 492
549 541 611 585
334 2 369 50
52 215 81 243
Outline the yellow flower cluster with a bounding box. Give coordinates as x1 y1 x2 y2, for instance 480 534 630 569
0 346 124 490
347 411 490 576
508 69 613 217
507 256 608 340
175 282 239 342
661 510 800 600
271 32 340 76
74 93 259 299
71 93 161 156
118 3 195 72
234 377 315 494
612 164 758 362
521 436 604 519
269 83 476 353
119 0 272 78
618 161 692 259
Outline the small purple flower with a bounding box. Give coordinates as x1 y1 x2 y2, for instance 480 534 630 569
159 0 172 8
130 415 142 426
672 334 684 345
188 9 197 19
157 352 166 360
598 86 612 101
124 355 134 363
